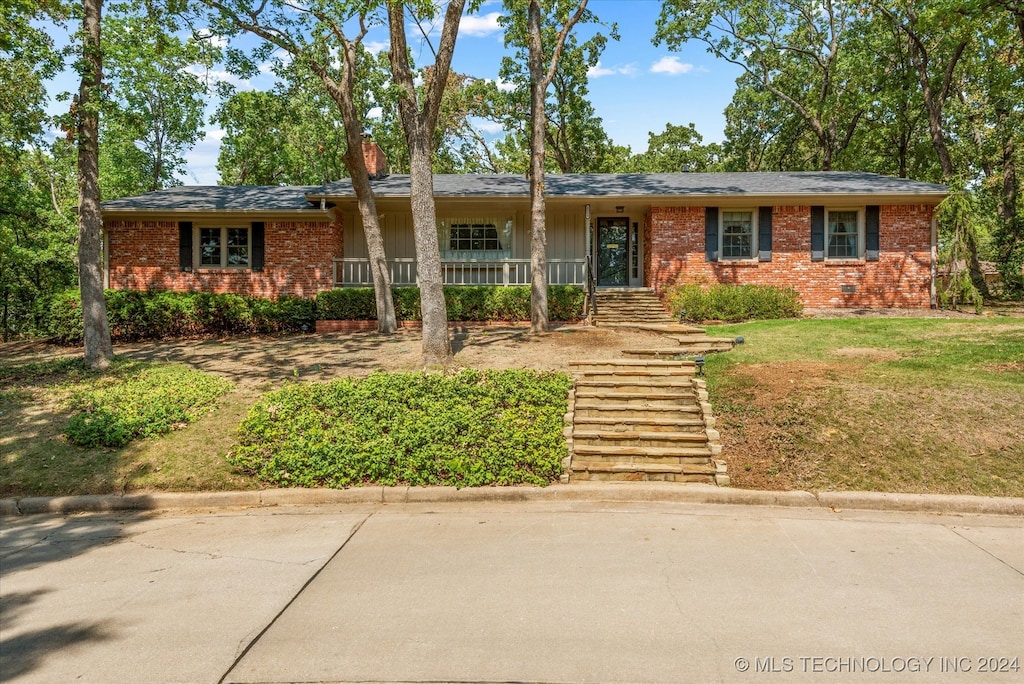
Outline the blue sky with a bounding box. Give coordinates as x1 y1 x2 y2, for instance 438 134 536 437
43 0 742 185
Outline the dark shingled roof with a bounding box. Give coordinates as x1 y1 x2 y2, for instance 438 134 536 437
314 171 946 199
102 172 946 213
101 185 322 212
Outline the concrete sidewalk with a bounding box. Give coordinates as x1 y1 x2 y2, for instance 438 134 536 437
1 500 1021 683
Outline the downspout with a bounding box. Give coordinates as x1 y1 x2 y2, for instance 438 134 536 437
930 209 938 308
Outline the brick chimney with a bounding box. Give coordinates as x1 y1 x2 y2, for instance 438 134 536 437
361 135 388 180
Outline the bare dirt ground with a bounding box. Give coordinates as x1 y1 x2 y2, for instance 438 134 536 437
1 324 676 388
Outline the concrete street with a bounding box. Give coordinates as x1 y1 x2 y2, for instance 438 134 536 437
1 498 1022 683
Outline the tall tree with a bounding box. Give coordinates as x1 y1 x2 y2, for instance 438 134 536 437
385 0 466 364
201 0 397 334
656 0 868 171
631 122 723 173
498 0 589 332
76 0 113 368
99 7 212 197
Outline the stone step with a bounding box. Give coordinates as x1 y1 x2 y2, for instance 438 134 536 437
573 416 706 431
573 404 702 420
577 376 696 387
622 346 730 358
573 431 708 448
573 445 714 459
574 390 697 406
571 458 716 473
569 359 697 369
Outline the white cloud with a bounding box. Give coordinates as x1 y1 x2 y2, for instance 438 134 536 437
364 40 389 55
460 12 502 37
195 28 227 50
367 106 383 120
186 65 253 91
475 120 504 134
650 56 695 75
588 61 638 78
205 128 226 142
495 77 515 92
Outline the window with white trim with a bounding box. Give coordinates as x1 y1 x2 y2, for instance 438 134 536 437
827 209 862 259
438 218 512 260
197 226 250 268
720 210 756 260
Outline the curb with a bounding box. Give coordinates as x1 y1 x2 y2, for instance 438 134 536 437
2 484 1021 517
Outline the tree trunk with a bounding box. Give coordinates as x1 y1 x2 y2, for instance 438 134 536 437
342 140 396 334
386 0 465 366
528 0 549 333
408 134 451 365
78 0 113 369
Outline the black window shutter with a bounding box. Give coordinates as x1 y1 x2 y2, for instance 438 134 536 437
758 206 773 262
251 222 265 272
865 205 880 261
179 222 193 271
810 206 825 261
705 207 719 263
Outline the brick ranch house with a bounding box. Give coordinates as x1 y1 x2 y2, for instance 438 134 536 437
100 152 947 310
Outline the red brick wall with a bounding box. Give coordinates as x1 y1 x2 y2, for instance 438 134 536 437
645 204 935 308
105 214 343 298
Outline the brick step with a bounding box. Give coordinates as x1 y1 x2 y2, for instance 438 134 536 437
573 445 714 459
573 416 706 431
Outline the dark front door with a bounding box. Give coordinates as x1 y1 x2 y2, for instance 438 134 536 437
597 217 629 286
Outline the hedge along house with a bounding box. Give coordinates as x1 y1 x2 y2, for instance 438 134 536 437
101 148 948 309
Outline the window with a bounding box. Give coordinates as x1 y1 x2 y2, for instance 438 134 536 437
721 210 755 260
439 218 512 259
827 209 861 259
197 226 249 268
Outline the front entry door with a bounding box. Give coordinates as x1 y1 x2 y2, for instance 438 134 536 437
597 217 629 286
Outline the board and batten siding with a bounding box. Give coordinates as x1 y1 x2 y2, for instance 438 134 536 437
342 207 586 261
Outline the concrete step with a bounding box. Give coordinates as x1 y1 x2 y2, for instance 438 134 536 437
574 391 697 407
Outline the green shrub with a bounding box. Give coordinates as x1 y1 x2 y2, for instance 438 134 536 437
315 285 584 321
64 362 233 448
46 290 316 344
229 369 573 488
666 283 803 323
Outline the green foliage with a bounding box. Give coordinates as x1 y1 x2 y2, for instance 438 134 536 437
315 286 585 321
64 361 232 448
46 290 316 343
229 369 573 488
666 283 803 323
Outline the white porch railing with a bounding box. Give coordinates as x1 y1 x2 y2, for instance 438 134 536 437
334 258 587 287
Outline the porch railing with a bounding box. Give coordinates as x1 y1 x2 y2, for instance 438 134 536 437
334 258 587 287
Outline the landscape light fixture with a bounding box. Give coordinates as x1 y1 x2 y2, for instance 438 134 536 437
694 355 705 376
734 336 745 344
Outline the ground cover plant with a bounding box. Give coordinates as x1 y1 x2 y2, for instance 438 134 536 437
702 318 1024 497
0 357 241 496
229 369 573 488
